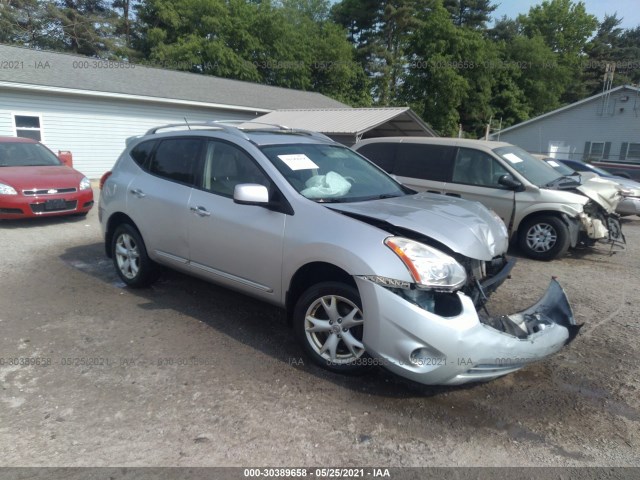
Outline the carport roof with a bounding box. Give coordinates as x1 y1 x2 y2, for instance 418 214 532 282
253 107 437 138
0 44 347 112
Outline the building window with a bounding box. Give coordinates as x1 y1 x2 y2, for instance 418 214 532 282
583 141 611 161
620 142 640 161
589 142 605 159
13 114 43 141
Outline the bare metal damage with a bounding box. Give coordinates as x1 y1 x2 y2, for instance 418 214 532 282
573 183 626 248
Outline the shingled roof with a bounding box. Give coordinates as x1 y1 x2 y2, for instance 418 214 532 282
0 44 347 112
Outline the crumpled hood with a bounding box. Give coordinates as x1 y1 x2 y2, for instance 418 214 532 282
582 172 640 197
576 179 622 213
330 193 509 261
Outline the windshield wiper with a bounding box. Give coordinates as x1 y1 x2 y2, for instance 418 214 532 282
544 176 579 188
317 198 349 203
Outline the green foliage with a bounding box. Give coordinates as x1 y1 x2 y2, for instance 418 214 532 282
135 0 369 104
402 0 499 135
1 0 638 129
443 0 496 29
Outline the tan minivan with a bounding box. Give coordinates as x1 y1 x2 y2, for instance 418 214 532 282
354 138 624 260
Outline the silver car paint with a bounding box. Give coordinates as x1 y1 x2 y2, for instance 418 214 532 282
100 128 578 385
356 278 571 385
328 193 508 261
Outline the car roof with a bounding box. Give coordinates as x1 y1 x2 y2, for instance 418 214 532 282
355 136 513 150
0 136 38 144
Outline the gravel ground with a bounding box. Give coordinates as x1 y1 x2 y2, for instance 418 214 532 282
0 191 639 468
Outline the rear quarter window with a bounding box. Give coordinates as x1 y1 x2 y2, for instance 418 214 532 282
130 140 157 170
395 144 455 182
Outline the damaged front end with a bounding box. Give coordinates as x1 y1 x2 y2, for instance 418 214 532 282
479 278 581 345
580 200 626 250
567 182 626 250
357 246 581 385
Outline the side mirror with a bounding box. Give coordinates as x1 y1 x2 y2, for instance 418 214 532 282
234 184 269 205
498 174 524 191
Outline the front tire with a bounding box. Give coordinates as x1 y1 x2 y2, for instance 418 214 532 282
518 215 570 260
293 282 369 374
111 223 159 288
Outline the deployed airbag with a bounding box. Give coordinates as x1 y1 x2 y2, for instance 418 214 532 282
301 171 351 199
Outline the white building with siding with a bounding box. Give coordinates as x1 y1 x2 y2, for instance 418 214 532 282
0 44 346 178
491 85 640 176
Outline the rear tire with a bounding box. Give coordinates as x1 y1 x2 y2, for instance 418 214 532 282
518 215 570 261
111 223 159 287
293 282 370 374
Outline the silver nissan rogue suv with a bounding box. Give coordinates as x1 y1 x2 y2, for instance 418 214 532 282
99 122 580 385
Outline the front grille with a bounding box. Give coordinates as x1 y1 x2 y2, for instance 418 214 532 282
22 187 77 196
30 200 77 213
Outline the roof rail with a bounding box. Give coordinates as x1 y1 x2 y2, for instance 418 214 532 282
214 120 334 143
145 121 251 140
145 120 334 143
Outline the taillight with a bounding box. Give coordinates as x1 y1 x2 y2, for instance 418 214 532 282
99 171 112 190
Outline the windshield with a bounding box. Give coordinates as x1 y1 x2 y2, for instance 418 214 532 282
493 146 562 187
582 163 613 176
0 142 61 167
544 159 577 176
261 143 408 203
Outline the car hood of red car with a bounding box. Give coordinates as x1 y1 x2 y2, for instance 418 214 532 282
0 166 84 190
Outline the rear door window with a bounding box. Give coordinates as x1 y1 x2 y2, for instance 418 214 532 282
148 138 204 186
395 144 455 182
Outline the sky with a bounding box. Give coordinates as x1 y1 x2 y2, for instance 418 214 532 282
492 0 640 29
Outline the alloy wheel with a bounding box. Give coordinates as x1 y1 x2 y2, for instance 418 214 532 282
304 294 365 364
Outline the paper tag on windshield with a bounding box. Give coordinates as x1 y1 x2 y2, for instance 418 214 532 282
278 154 319 171
547 160 560 167
503 153 524 164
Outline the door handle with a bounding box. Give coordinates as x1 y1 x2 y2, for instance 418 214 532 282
445 193 461 198
190 206 211 217
130 188 146 198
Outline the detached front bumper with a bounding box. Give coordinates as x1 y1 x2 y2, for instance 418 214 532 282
356 277 579 386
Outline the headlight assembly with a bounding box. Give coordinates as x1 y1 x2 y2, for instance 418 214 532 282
384 237 467 292
79 177 91 191
0 182 17 195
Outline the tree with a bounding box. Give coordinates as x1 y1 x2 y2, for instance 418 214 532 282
135 0 369 104
48 0 118 56
518 0 598 58
332 0 428 105
443 0 496 29
0 0 59 48
278 0 331 22
112 0 140 48
403 0 499 135
517 0 598 102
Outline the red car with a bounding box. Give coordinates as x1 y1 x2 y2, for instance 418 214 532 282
0 136 94 219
